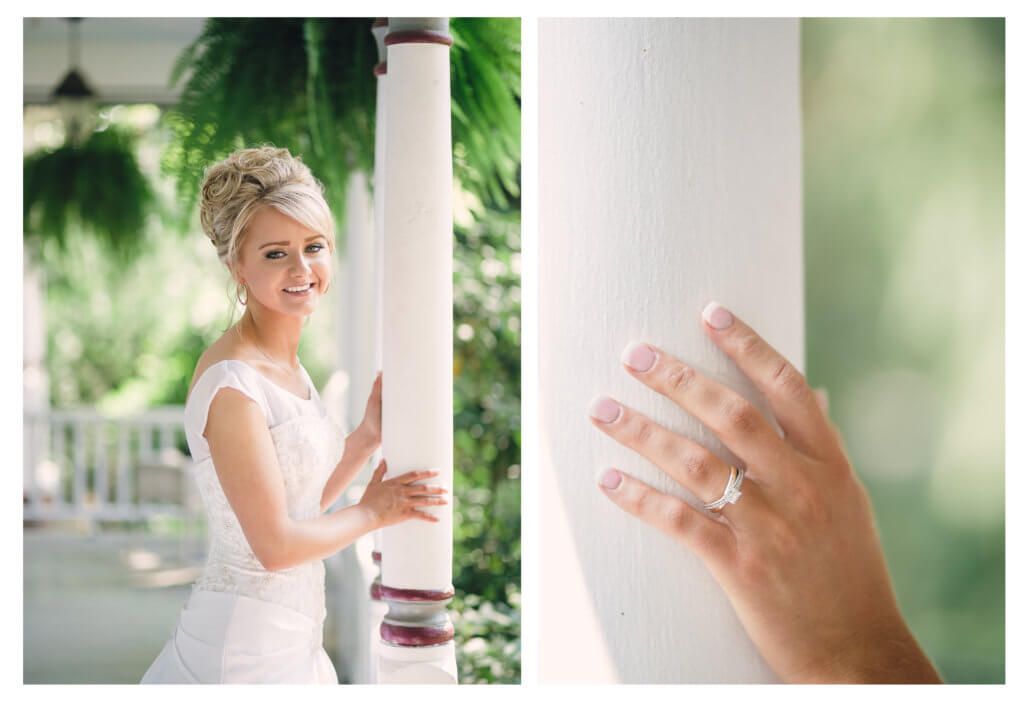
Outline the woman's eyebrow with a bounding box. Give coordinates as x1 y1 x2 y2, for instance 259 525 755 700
258 235 325 250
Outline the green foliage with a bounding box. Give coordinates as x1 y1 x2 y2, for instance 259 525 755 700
450 18 522 210
452 205 521 607
447 163 520 681
451 591 521 684
23 126 156 262
40 226 229 411
162 19 376 228
162 18 521 228
802 18 1004 683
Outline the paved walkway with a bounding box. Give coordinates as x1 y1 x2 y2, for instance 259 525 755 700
23 524 369 683
24 529 208 683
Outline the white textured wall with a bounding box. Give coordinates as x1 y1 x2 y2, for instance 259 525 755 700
538 18 802 683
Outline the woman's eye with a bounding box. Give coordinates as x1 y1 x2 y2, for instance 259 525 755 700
265 244 321 260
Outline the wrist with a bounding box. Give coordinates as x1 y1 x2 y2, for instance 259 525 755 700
350 422 380 456
346 425 378 464
836 622 941 684
351 502 382 532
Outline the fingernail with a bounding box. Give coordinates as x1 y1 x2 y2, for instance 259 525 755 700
598 468 623 491
621 341 657 372
588 396 622 423
702 301 733 329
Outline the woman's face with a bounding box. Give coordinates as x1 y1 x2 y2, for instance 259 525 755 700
233 206 332 317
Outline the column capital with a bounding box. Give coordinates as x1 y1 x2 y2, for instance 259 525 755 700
385 17 452 47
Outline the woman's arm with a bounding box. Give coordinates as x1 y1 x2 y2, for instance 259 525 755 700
320 373 382 514
320 426 377 514
205 385 444 572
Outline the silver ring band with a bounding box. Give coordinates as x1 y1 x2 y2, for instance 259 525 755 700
705 465 745 512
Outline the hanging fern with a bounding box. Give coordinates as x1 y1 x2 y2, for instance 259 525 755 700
161 18 520 228
23 126 156 261
450 18 521 209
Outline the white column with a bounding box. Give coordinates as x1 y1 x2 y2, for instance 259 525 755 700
23 251 48 413
343 172 376 424
377 16 457 684
23 249 49 510
367 16 388 685
537 18 802 683
335 171 376 430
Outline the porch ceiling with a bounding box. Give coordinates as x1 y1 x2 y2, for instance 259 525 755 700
23 18 206 105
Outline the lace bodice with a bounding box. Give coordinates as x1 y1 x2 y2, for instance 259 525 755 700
184 361 346 623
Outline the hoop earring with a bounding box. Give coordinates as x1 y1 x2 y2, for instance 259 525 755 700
322 280 330 295
236 281 248 306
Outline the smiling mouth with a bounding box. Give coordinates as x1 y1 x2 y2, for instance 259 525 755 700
284 282 315 294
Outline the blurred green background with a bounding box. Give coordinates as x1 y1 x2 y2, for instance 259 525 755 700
802 18 1004 683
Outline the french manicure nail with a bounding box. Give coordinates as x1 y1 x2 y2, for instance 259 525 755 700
588 396 622 423
599 468 623 490
621 341 657 372
702 301 734 329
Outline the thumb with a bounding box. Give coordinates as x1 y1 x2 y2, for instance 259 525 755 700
371 460 387 483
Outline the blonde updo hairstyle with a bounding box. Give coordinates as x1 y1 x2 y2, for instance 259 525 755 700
199 146 336 279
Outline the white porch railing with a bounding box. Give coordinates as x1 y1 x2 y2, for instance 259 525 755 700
23 406 200 524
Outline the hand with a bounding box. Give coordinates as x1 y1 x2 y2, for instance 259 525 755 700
358 460 447 529
355 372 382 449
590 302 940 684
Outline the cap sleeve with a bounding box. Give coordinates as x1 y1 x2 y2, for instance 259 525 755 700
184 360 270 462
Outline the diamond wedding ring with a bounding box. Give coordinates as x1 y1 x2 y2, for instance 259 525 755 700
704 465 745 512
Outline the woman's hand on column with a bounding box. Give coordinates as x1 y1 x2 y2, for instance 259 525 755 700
358 461 448 529
590 302 941 684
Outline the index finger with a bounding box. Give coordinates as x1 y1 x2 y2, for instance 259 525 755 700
701 301 831 456
392 469 440 484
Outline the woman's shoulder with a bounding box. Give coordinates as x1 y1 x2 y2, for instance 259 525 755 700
187 330 264 401
184 335 272 440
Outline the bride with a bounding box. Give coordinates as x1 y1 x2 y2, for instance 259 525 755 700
141 146 446 683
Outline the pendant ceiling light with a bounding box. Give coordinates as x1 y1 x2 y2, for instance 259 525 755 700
51 18 97 144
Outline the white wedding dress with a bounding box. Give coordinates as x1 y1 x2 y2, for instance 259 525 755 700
142 359 346 684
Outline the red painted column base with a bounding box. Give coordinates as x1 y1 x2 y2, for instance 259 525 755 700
379 586 456 647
